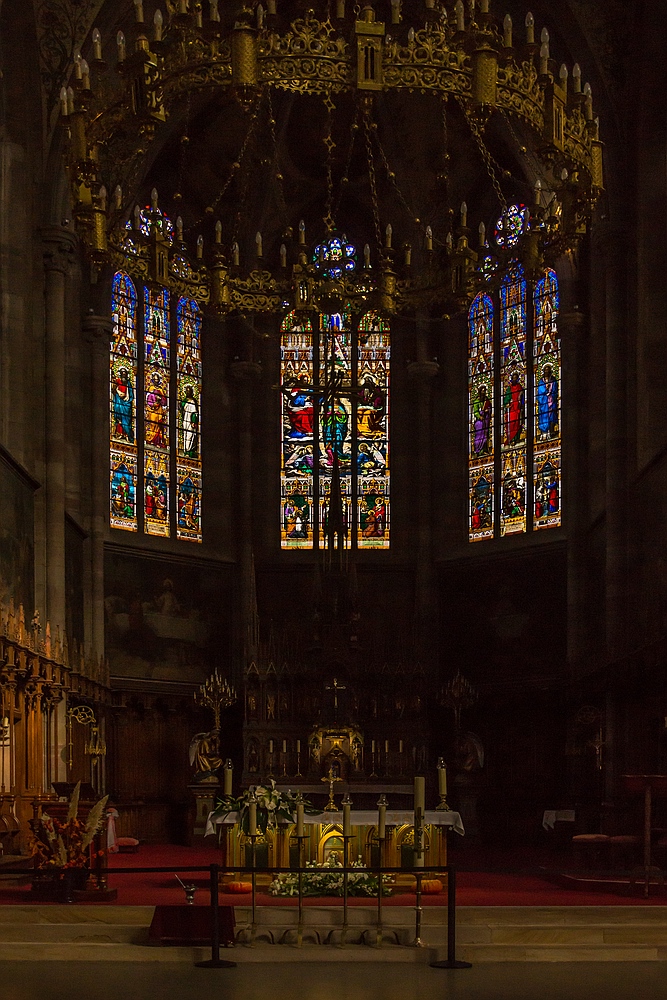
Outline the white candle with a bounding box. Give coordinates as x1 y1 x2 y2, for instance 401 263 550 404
371 740 376 753
269 739 274 753
399 740 403 753
282 740 287 753
343 801 351 837
296 739 301 753
296 801 304 838
249 800 257 837
414 776 425 817
223 761 233 797
385 740 389 753
438 765 447 797
378 802 386 840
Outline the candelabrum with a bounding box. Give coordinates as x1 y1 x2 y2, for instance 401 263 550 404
194 669 237 730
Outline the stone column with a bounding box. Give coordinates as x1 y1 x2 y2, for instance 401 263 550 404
560 307 587 677
82 315 114 663
598 223 629 807
230 352 262 685
41 228 77 634
407 319 440 664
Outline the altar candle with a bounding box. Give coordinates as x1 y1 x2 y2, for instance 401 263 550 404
385 740 389 753
399 740 403 753
296 740 301 752
414 776 425 818
438 764 447 797
223 760 233 797
282 740 287 753
249 800 258 837
343 800 351 838
269 739 274 753
378 802 386 840
296 801 304 837
371 739 376 753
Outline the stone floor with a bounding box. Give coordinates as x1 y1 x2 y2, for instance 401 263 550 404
1 960 666 1000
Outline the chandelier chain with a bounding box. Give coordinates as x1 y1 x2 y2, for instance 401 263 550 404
323 90 336 234
333 100 361 220
362 103 383 253
458 97 507 211
267 87 288 232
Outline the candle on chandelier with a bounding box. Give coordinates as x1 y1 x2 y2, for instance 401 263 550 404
80 60 90 90
92 28 102 62
256 231 263 257
525 12 535 44
154 10 163 41
364 243 371 267
117 31 126 62
296 739 301 753
336 0 345 18
385 740 389 753
572 63 582 93
210 0 220 22
399 740 403 753
371 739 376 753
280 243 287 267
60 87 68 116
269 739 274 753
390 0 400 25
503 14 512 48
425 226 433 251
134 0 144 22
460 201 468 228
282 740 287 753
267 0 276 14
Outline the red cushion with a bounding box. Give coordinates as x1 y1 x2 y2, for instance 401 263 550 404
116 837 139 846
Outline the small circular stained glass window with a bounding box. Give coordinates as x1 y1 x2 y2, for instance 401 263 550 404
494 204 528 249
313 236 357 279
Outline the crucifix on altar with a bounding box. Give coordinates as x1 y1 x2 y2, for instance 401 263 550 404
325 676 346 722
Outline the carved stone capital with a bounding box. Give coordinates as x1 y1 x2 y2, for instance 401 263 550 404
82 313 114 346
558 308 586 337
229 360 263 383
407 360 440 382
41 227 78 275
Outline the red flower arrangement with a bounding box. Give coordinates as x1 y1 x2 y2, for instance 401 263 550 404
29 781 109 870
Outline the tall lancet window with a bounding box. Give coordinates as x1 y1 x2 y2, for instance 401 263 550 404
468 213 561 540
110 272 138 531
110 248 204 541
280 309 390 550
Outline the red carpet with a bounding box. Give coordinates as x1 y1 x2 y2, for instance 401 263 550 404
1 843 666 906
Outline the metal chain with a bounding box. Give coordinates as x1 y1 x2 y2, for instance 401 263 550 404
322 90 336 233
457 96 507 211
267 87 288 232
333 100 361 219
186 89 264 235
371 127 417 224
362 102 383 253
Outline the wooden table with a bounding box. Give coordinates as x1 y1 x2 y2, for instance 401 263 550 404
621 775 667 897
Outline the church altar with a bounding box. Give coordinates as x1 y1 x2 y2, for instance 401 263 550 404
205 809 464 873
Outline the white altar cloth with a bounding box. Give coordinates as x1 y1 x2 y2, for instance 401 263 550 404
205 809 464 838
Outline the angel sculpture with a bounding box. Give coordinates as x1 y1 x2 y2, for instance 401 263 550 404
189 729 223 782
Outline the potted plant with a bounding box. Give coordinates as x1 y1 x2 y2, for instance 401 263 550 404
209 779 319 835
29 781 109 901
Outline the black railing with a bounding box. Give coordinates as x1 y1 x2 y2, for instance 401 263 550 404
0 860 470 969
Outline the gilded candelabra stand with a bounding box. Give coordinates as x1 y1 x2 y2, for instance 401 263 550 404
194 669 237 730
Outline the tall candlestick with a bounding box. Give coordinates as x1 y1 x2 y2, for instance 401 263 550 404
343 796 351 837
414 775 425 816
296 799 304 837
377 795 387 840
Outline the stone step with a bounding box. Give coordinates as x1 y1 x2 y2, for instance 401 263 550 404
453 942 667 963
0 923 148 943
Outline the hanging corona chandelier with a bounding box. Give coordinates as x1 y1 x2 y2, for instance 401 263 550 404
60 0 603 317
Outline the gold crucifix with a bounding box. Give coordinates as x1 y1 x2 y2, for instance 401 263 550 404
321 763 344 811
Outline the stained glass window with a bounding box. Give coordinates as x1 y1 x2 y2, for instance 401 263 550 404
280 309 390 550
110 272 138 531
357 311 390 549
319 313 353 548
467 259 561 540
500 262 527 536
143 287 171 536
468 293 494 542
176 297 203 542
533 269 561 529
281 312 314 549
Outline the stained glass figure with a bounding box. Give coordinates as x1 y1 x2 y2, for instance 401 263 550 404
357 312 390 548
533 269 561 529
319 313 353 548
127 206 174 243
110 272 138 531
468 293 494 541
176 296 202 541
281 312 314 548
144 286 170 535
499 262 527 536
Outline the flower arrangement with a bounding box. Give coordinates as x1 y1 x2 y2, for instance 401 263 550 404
209 780 319 836
269 852 393 898
29 781 109 870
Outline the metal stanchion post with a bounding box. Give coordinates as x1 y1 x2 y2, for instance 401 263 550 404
250 834 257 945
430 866 472 969
297 833 307 948
195 863 237 968
341 833 350 947
375 847 385 948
